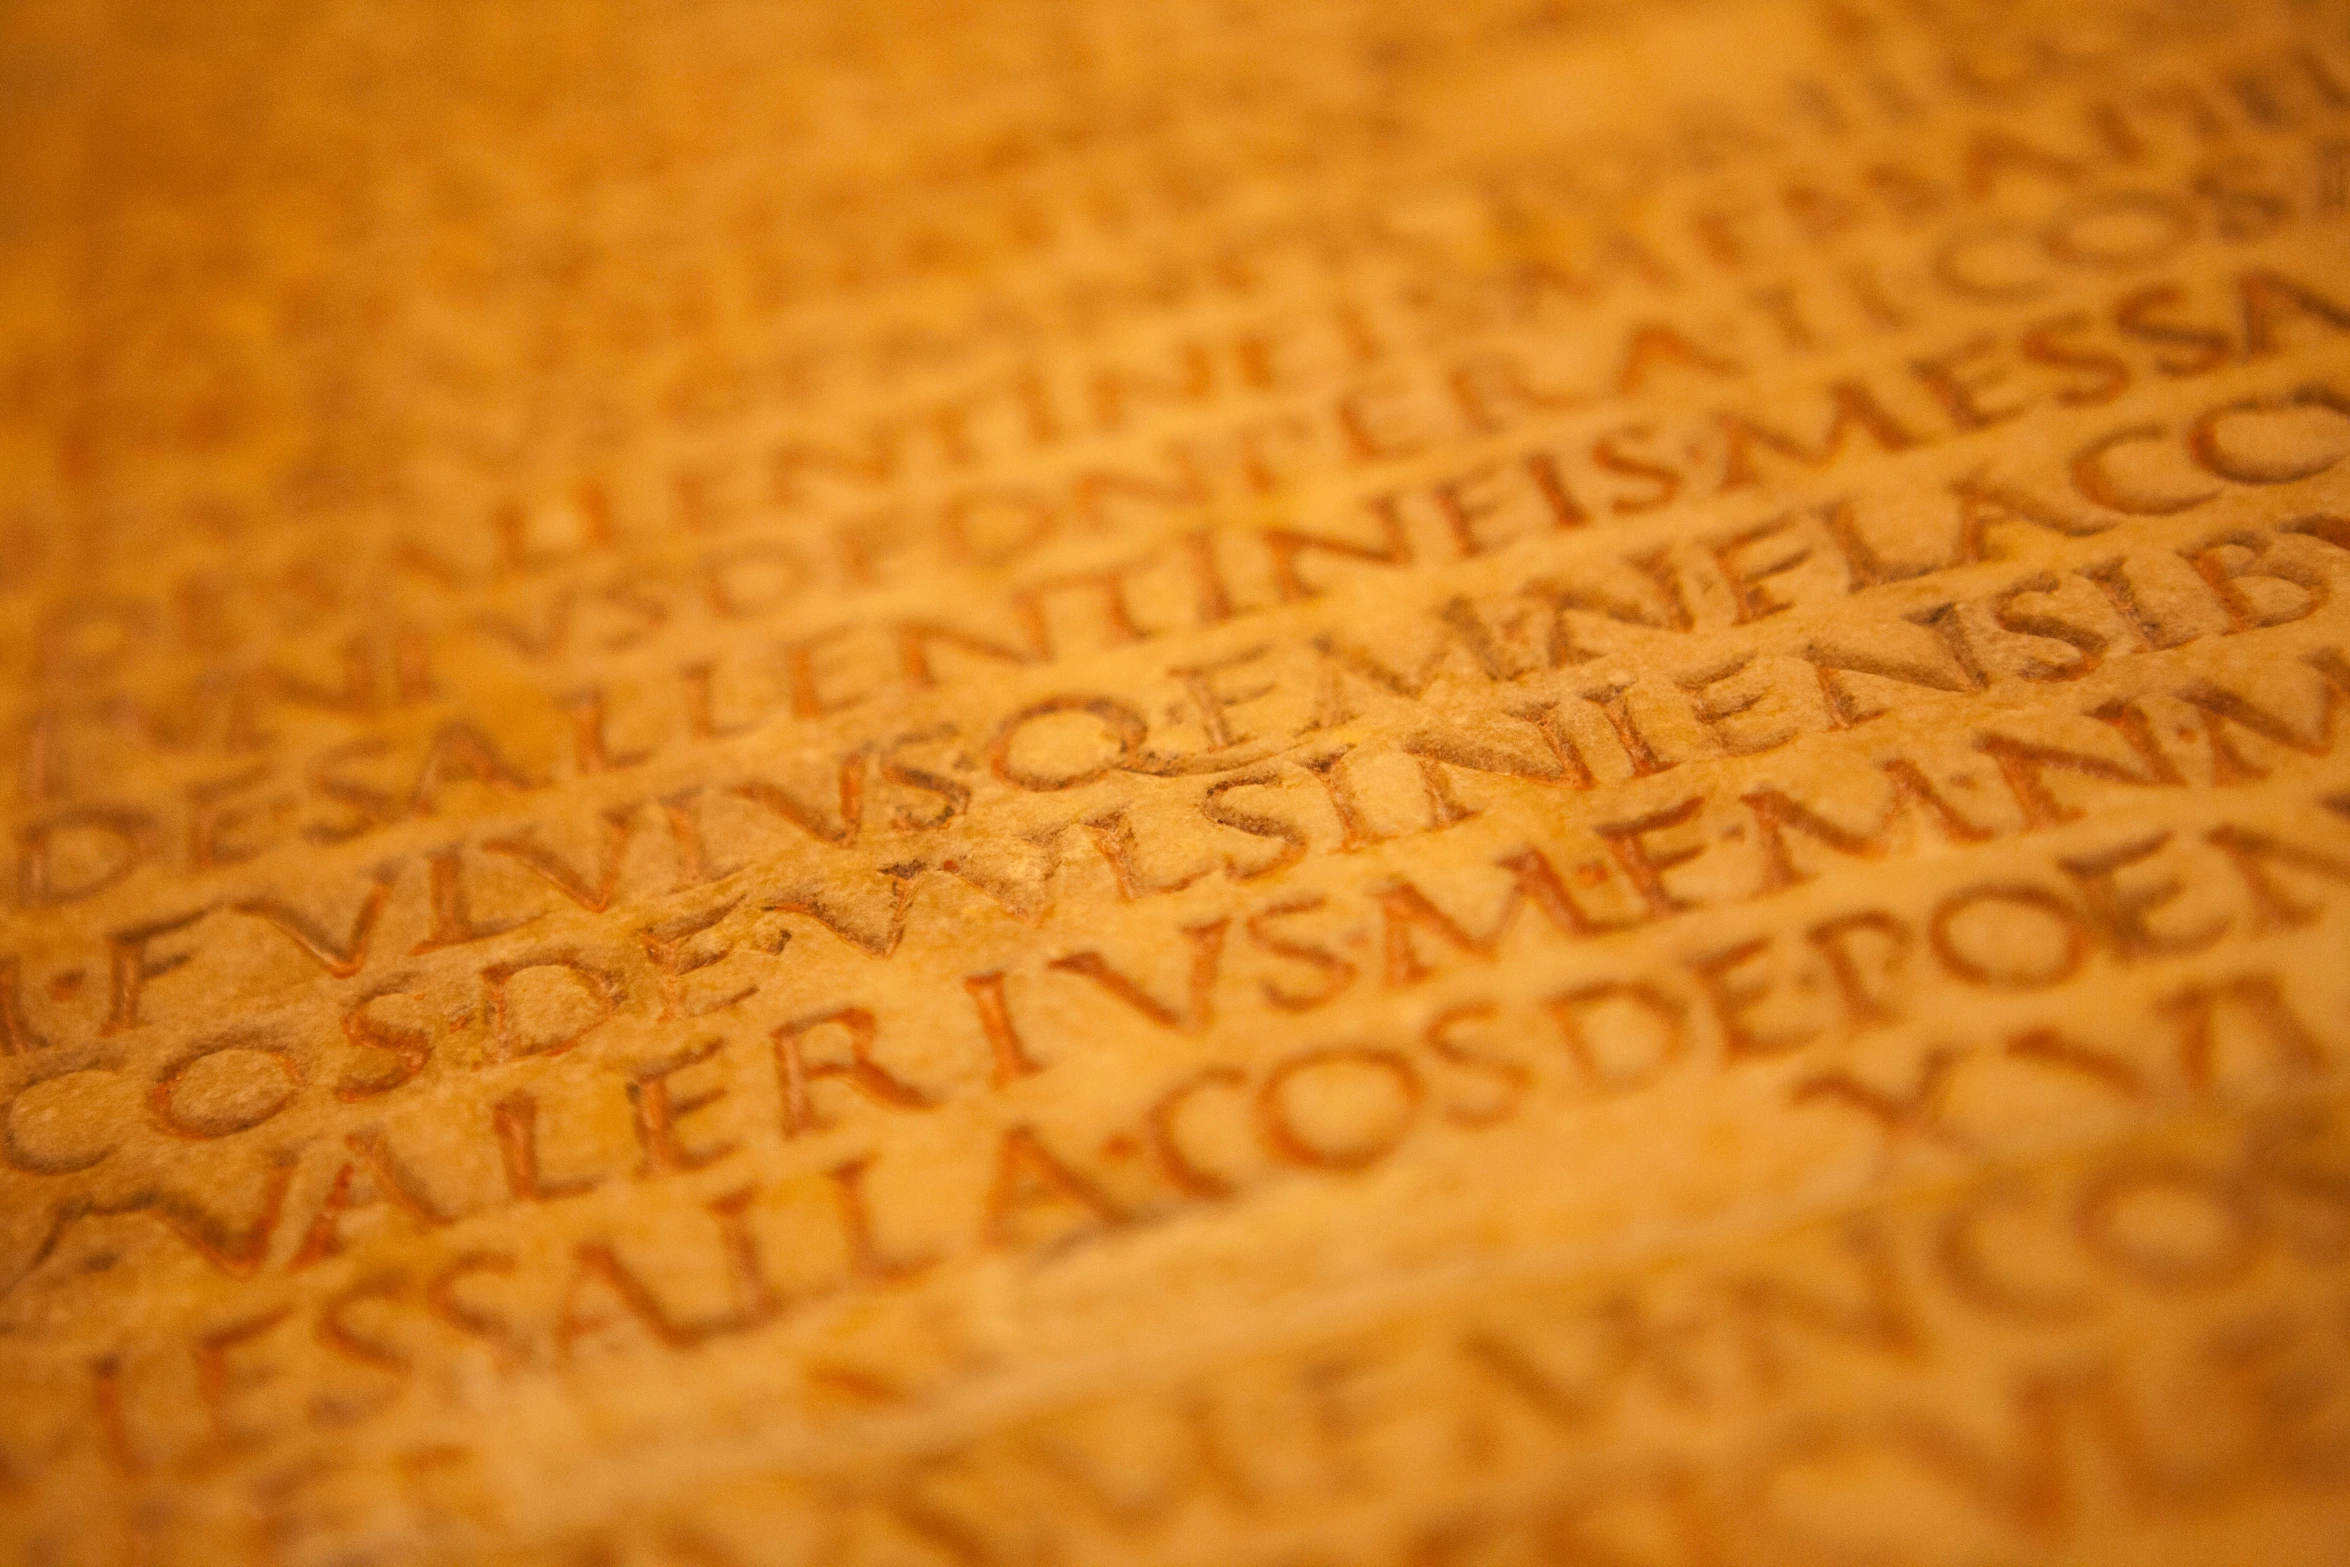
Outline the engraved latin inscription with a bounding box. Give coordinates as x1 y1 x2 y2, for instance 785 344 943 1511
1 1 2348 1563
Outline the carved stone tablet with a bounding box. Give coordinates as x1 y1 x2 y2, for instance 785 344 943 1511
2 0 2349 1562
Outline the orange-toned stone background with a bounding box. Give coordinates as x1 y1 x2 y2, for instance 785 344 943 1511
3 2 2350 1563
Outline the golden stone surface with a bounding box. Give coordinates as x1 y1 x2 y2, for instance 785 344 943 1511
2 2 2350 1562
